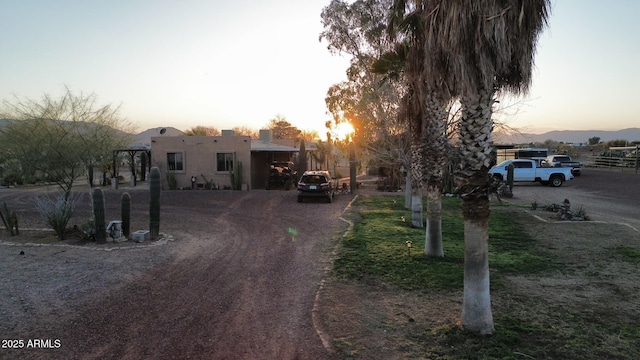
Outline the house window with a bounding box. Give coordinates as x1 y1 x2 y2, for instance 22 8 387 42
167 152 184 171
217 153 234 172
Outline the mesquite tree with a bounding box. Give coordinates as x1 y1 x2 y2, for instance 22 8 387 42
0 87 134 200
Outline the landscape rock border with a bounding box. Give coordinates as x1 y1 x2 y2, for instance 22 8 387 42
0 232 174 251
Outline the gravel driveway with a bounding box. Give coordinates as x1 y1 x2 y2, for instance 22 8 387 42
1 187 350 359
501 167 640 231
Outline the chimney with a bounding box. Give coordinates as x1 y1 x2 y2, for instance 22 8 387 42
259 129 273 142
221 130 235 137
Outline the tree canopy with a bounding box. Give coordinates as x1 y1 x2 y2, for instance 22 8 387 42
265 115 302 140
588 136 601 145
184 126 221 136
321 0 406 175
0 87 133 198
231 126 259 139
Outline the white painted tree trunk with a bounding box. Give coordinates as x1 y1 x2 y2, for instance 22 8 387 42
411 188 423 228
405 175 412 210
424 183 443 256
461 219 494 334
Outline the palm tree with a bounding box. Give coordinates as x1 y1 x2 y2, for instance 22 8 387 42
387 1 453 246
423 0 551 334
422 93 451 257
417 11 456 256
388 2 427 228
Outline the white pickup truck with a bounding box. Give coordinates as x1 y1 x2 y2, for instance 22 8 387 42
489 159 574 187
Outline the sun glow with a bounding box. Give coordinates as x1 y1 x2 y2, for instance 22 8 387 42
332 122 355 141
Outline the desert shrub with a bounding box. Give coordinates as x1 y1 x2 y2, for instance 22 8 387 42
80 219 96 241
36 192 79 240
0 159 24 186
1 173 23 186
1 201 19 235
575 205 589 220
200 174 217 190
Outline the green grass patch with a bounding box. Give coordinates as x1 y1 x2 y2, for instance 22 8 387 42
333 195 553 291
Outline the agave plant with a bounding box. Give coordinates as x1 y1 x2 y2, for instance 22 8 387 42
36 192 79 240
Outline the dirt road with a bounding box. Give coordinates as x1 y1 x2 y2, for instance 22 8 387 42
1 188 350 359
502 167 640 230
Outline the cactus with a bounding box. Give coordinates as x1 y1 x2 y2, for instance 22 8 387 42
121 192 131 239
149 167 161 239
140 152 147 181
230 153 243 190
88 165 94 187
298 139 307 175
92 188 106 244
506 163 515 192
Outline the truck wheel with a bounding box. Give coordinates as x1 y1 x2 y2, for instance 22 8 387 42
550 175 563 187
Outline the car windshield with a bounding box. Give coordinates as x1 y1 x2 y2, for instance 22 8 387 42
301 175 327 184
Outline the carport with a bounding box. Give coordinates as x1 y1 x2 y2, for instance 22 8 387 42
250 141 298 189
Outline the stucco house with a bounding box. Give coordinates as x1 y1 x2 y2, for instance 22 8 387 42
150 129 299 190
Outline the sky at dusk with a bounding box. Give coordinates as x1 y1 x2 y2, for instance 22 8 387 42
1 0 638 137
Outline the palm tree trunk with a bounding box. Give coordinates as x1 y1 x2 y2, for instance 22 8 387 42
423 95 449 256
408 92 424 228
404 172 411 210
410 142 423 228
457 87 495 334
424 181 443 256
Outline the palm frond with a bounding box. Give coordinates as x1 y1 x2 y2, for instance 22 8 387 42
424 0 551 96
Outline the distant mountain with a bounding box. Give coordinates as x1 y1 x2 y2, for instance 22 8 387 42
1 121 186 146
493 128 640 144
133 127 184 145
1 118 131 138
